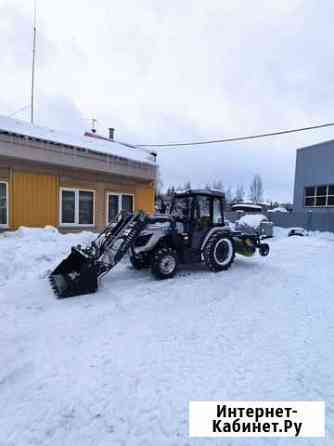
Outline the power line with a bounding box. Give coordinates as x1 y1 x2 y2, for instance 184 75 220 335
135 121 334 148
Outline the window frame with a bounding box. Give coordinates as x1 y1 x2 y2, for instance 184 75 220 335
59 187 95 227
0 181 9 228
105 192 135 224
304 184 334 208
327 185 334 207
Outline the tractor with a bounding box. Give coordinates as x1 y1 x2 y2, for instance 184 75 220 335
50 189 270 298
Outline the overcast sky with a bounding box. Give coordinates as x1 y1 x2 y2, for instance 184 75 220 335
1 0 334 202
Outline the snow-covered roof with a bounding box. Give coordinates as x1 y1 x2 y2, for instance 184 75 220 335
0 115 155 165
232 203 263 211
174 188 225 197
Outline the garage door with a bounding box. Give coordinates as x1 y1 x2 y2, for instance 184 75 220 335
12 171 59 228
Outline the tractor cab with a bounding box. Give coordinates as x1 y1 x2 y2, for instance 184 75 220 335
169 189 226 252
198 192 225 226
170 189 225 225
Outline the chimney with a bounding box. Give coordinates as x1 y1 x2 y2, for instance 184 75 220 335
109 128 115 140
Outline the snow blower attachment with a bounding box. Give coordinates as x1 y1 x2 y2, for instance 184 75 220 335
49 212 148 298
49 189 270 298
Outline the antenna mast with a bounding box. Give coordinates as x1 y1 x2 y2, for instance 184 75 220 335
91 118 97 133
30 0 37 124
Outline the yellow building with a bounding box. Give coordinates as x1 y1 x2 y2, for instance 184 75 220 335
0 116 156 232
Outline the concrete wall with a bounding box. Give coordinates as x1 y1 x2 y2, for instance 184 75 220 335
293 140 334 212
268 211 334 232
225 211 334 233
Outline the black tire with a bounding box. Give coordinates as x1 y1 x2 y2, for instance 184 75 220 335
259 243 270 257
130 255 150 270
151 247 178 280
203 233 235 272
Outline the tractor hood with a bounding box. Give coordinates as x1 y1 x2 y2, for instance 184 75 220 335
143 214 173 233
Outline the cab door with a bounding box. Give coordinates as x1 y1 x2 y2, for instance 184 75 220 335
191 195 213 249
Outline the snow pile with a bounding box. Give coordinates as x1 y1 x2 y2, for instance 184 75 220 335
268 207 288 213
288 227 306 237
236 214 268 230
1 227 334 445
0 226 95 287
307 230 334 241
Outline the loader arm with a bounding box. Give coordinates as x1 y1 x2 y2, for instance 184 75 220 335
49 211 149 298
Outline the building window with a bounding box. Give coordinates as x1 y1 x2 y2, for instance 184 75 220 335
60 188 95 225
106 193 134 223
328 185 334 206
304 186 316 207
79 191 94 225
304 185 334 207
0 181 8 226
315 185 327 207
121 194 134 213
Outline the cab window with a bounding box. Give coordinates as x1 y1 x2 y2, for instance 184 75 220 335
196 196 211 229
172 197 192 220
213 198 222 224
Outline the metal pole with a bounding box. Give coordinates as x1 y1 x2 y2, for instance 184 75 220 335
30 0 37 124
91 118 97 133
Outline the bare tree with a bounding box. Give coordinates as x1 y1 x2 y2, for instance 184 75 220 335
249 174 263 203
212 180 224 191
155 166 163 198
225 186 232 203
184 180 192 190
235 185 245 203
166 185 176 196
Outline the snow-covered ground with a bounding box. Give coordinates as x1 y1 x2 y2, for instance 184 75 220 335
0 227 333 446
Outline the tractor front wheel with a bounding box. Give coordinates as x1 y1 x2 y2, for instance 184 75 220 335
130 255 150 270
204 233 235 272
151 248 178 280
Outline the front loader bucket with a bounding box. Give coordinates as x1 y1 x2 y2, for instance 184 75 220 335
49 248 98 298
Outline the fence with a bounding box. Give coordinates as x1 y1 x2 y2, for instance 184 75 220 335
225 211 334 233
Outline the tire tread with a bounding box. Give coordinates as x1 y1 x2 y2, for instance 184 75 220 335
151 247 178 280
203 232 235 272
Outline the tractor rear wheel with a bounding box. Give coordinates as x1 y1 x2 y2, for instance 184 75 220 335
151 247 178 279
204 233 235 272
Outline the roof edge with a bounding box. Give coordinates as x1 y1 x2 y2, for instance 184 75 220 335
297 138 334 152
0 115 156 166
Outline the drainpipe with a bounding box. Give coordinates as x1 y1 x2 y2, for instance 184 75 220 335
306 210 312 233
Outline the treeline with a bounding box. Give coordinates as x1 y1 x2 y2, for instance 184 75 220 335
165 174 265 204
